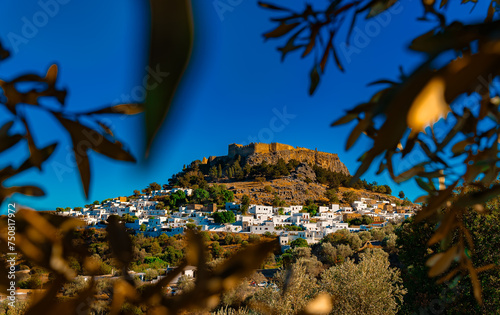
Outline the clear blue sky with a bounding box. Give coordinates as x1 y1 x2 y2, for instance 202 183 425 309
0 0 490 212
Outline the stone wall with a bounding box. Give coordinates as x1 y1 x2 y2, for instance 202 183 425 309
227 142 350 175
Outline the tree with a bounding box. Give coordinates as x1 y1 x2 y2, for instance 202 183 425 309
342 191 356 205
253 260 319 314
93 200 100 205
402 197 413 207
222 190 234 203
325 188 339 203
290 237 308 248
217 164 223 178
149 241 162 256
209 166 218 179
383 185 392 195
398 191 405 199
56 207 64 212
260 1 500 302
140 224 147 232
213 211 235 224
303 203 318 217
397 205 500 314
241 194 250 214
320 249 406 315
171 190 187 208
193 188 209 203
155 201 165 210
272 194 285 207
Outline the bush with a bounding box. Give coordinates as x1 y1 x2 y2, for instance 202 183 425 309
213 211 236 224
248 234 261 243
290 238 308 248
18 275 42 289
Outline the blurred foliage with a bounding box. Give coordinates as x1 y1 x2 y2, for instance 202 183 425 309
0 210 279 314
397 193 500 314
0 0 194 204
261 0 500 304
0 43 140 201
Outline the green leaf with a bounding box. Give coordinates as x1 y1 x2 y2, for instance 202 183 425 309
309 65 320 95
366 0 398 18
146 0 194 155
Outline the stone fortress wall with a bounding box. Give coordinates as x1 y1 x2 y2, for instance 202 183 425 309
226 142 350 175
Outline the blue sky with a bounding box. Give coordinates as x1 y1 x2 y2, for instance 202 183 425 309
0 0 491 212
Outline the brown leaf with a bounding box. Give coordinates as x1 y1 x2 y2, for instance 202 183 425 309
346 117 371 150
74 145 91 198
278 26 307 61
0 121 22 153
87 103 144 115
427 245 458 277
302 25 320 58
258 1 293 12
320 32 334 72
264 22 301 38
45 64 58 85
393 164 426 183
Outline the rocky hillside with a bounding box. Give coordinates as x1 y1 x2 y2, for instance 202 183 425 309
197 142 349 176
171 143 409 207
226 163 405 206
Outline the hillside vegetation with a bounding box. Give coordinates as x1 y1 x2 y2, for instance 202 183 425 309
165 154 412 207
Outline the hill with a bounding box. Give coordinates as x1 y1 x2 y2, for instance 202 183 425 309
168 143 411 207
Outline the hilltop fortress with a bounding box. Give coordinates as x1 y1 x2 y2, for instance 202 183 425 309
201 143 350 175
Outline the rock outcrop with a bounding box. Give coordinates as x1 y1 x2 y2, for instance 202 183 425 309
226 143 349 175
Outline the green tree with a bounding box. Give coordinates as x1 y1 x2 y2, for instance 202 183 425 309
223 190 234 203
213 211 235 224
241 194 250 214
397 206 500 314
325 188 339 203
209 166 218 179
342 191 356 205
290 238 308 248
193 188 209 203
149 241 162 256
320 249 406 315
217 164 222 178
398 191 405 199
